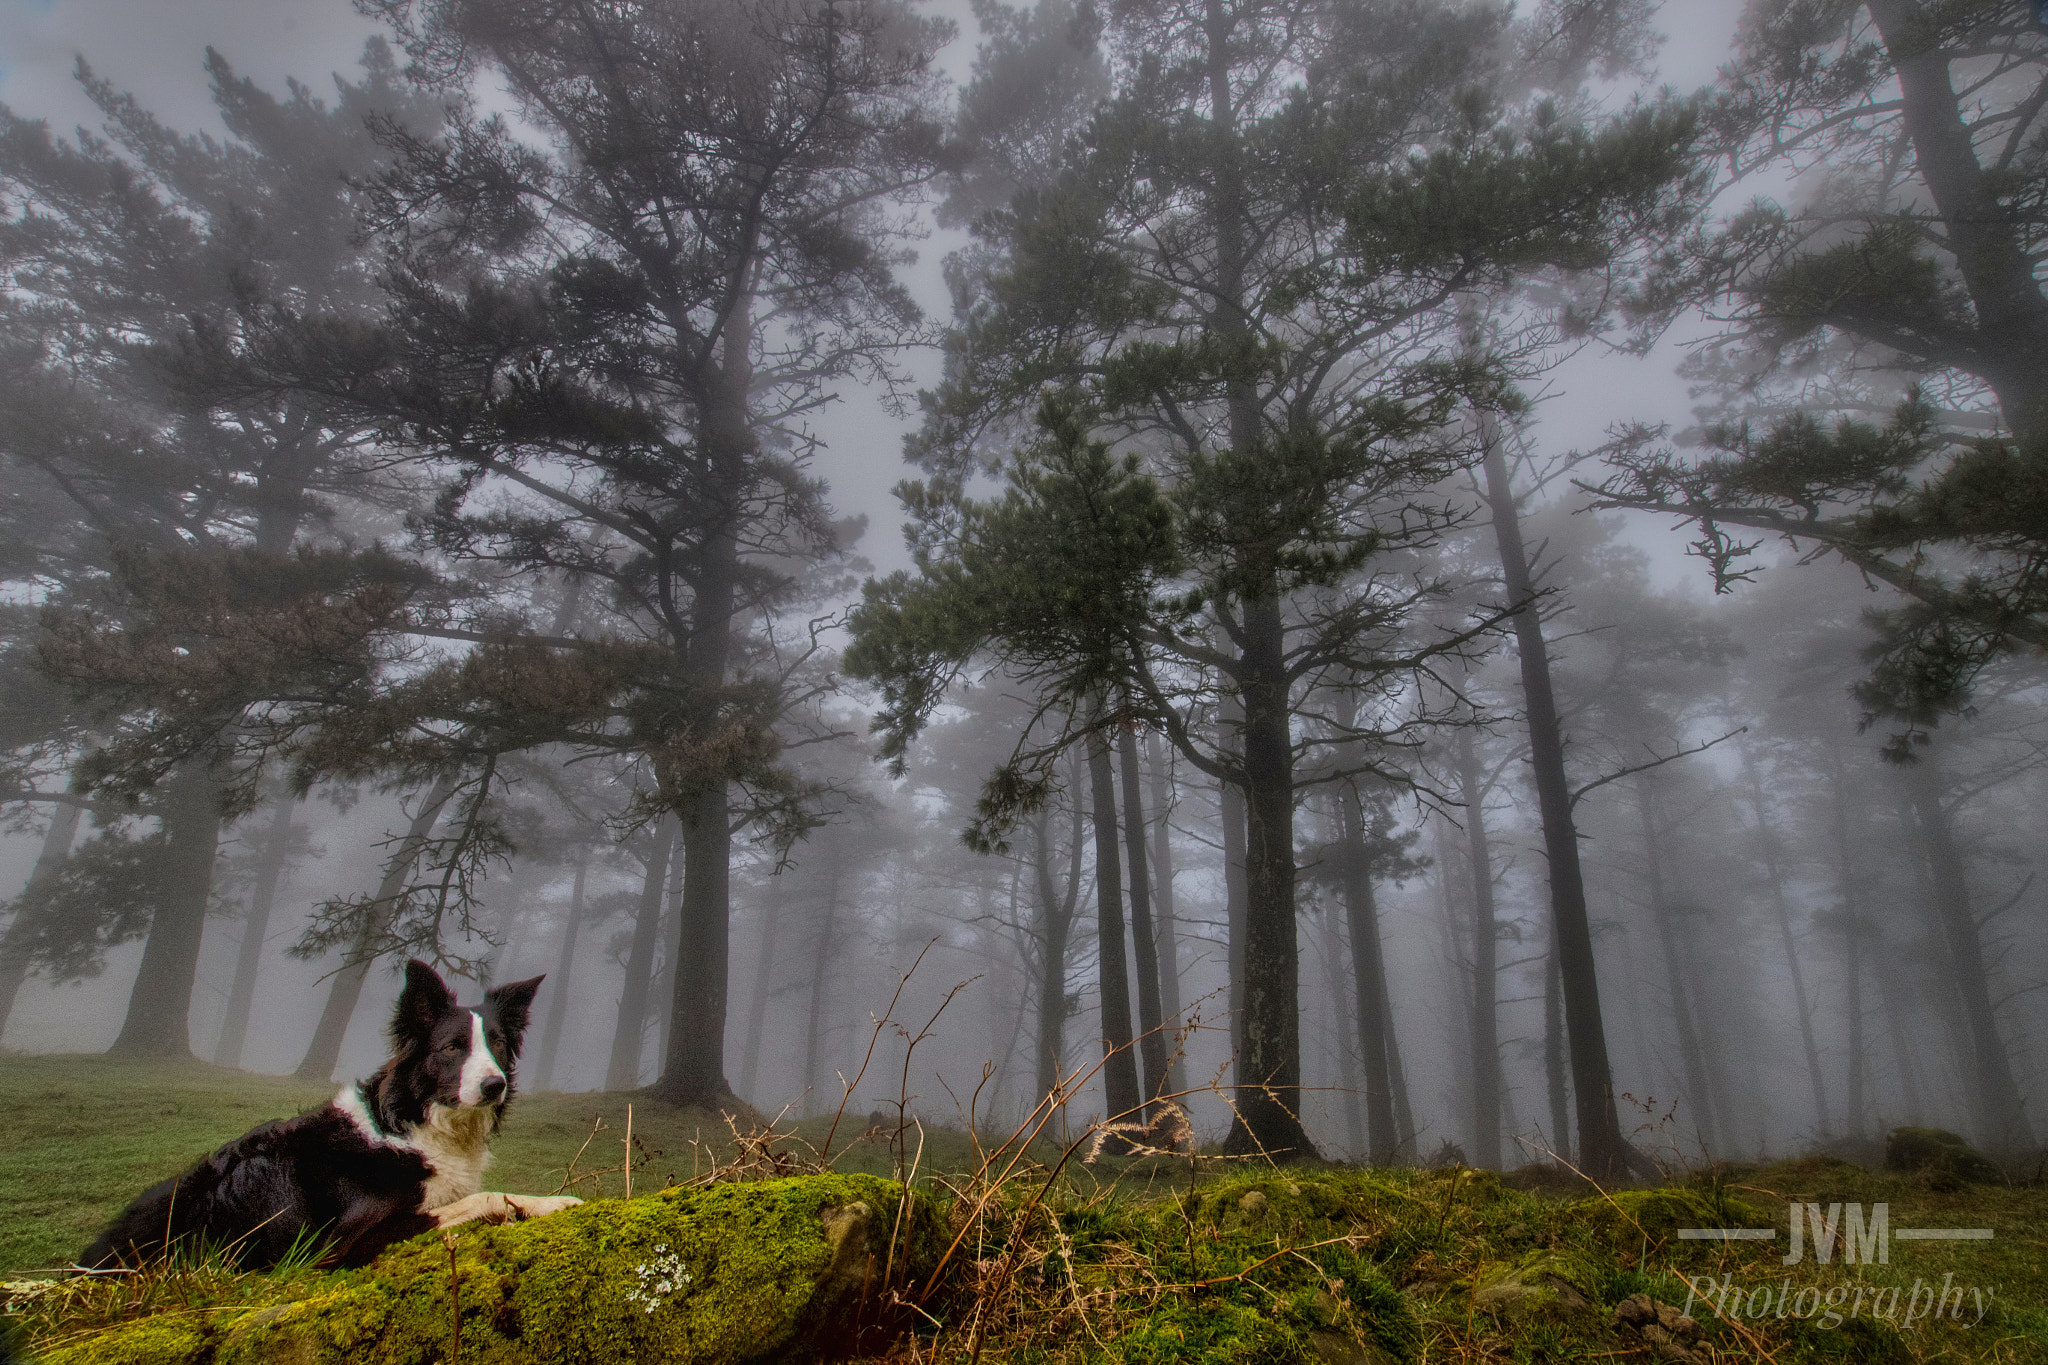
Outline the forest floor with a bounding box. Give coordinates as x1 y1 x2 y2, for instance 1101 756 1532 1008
2 1053 2045 1362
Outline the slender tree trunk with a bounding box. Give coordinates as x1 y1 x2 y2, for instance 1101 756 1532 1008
1479 417 1637 1180
1321 903 1366 1159
1086 719 1142 1126
737 880 786 1103
1873 946 1929 1124
1144 733 1187 1096
1033 794 1082 1105
801 866 841 1116
481 866 531 991
1453 728 1503 1169
1825 743 1869 1139
1384 992 1416 1163
654 853 686 1072
0 791 86 1037
1738 746 1832 1139
1637 781 1721 1158
1898 743 2033 1150
294 776 458 1081
1339 787 1398 1164
606 819 677 1090
1544 919 1571 1163
109 760 231 1059
533 855 588 1092
1217 694 1249 1062
1117 716 1170 1103
212 796 298 1070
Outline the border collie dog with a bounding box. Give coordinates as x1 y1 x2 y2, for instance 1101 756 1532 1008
81 959 582 1271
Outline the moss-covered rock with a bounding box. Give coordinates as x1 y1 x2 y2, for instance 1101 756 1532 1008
1469 1248 1600 1325
43 1173 933 1365
1883 1127 2003 1186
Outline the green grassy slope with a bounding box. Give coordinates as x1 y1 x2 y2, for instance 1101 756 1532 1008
0 1053 973 1276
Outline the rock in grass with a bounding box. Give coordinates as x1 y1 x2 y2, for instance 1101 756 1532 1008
1883 1126 2003 1186
42 1173 933 1365
1470 1249 1599 1325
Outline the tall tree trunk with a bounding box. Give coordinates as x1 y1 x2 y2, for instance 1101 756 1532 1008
1738 746 1832 1139
1117 715 1170 1104
109 760 231 1059
294 776 458 1081
654 276 753 1109
1873 944 1929 1124
1637 781 1721 1158
801 865 842 1116
1217 693 1249 1062
606 818 677 1090
1898 742 2033 1150
1033 789 1083 1105
662 783 735 1107
1384 990 1417 1163
481 866 532 991
737 880 786 1103
1320 903 1366 1159
1825 742 1869 1139
533 855 588 1092
1221 592 1313 1158
1339 786 1398 1165
1144 733 1188 1096
1544 919 1571 1163
0 790 86 1036
1086 719 1142 1126
654 851 686 1072
212 796 298 1069
1453 728 1503 1169
1479 417 1638 1180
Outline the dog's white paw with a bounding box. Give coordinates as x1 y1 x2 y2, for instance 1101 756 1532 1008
504 1194 583 1221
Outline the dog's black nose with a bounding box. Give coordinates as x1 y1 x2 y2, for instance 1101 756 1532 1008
480 1076 506 1102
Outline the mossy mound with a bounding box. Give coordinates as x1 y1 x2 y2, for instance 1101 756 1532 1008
1570 1186 1770 1252
1883 1126 2003 1186
41 1173 932 1365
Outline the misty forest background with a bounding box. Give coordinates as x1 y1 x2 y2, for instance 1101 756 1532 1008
0 0 2044 1180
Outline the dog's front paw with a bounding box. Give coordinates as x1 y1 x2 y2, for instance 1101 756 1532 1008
504 1194 583 1221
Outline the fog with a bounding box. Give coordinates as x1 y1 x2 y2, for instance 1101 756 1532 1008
2 0 2043 1175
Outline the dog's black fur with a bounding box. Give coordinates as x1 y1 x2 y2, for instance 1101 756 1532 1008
80 960 546 1271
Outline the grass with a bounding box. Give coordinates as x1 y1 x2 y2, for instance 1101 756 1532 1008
4 1053 2047 1362
0 1051 1006 1277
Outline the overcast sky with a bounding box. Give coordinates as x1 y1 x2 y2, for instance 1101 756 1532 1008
0 0 1752 580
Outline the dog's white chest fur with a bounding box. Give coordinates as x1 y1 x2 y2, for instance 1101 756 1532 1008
334 1085 496 1211
414 1104 496 1209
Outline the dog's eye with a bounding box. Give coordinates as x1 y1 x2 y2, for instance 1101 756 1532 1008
442 1042 464 1054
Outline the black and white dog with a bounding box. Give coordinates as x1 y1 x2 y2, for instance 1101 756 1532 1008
81 959 582 1271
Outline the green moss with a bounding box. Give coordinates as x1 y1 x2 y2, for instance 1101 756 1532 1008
1883 1127 2003 1186
1570 1186 1770 1252
48 1173 931 1365
1470 1248 1601 1325
1114 1296 1315 1365
40 1316 212 1365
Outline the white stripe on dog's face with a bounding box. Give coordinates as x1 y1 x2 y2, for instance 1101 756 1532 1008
456 1009 506 1106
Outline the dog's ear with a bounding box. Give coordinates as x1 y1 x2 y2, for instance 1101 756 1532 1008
391 958 457 1048
486 974 544 1057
